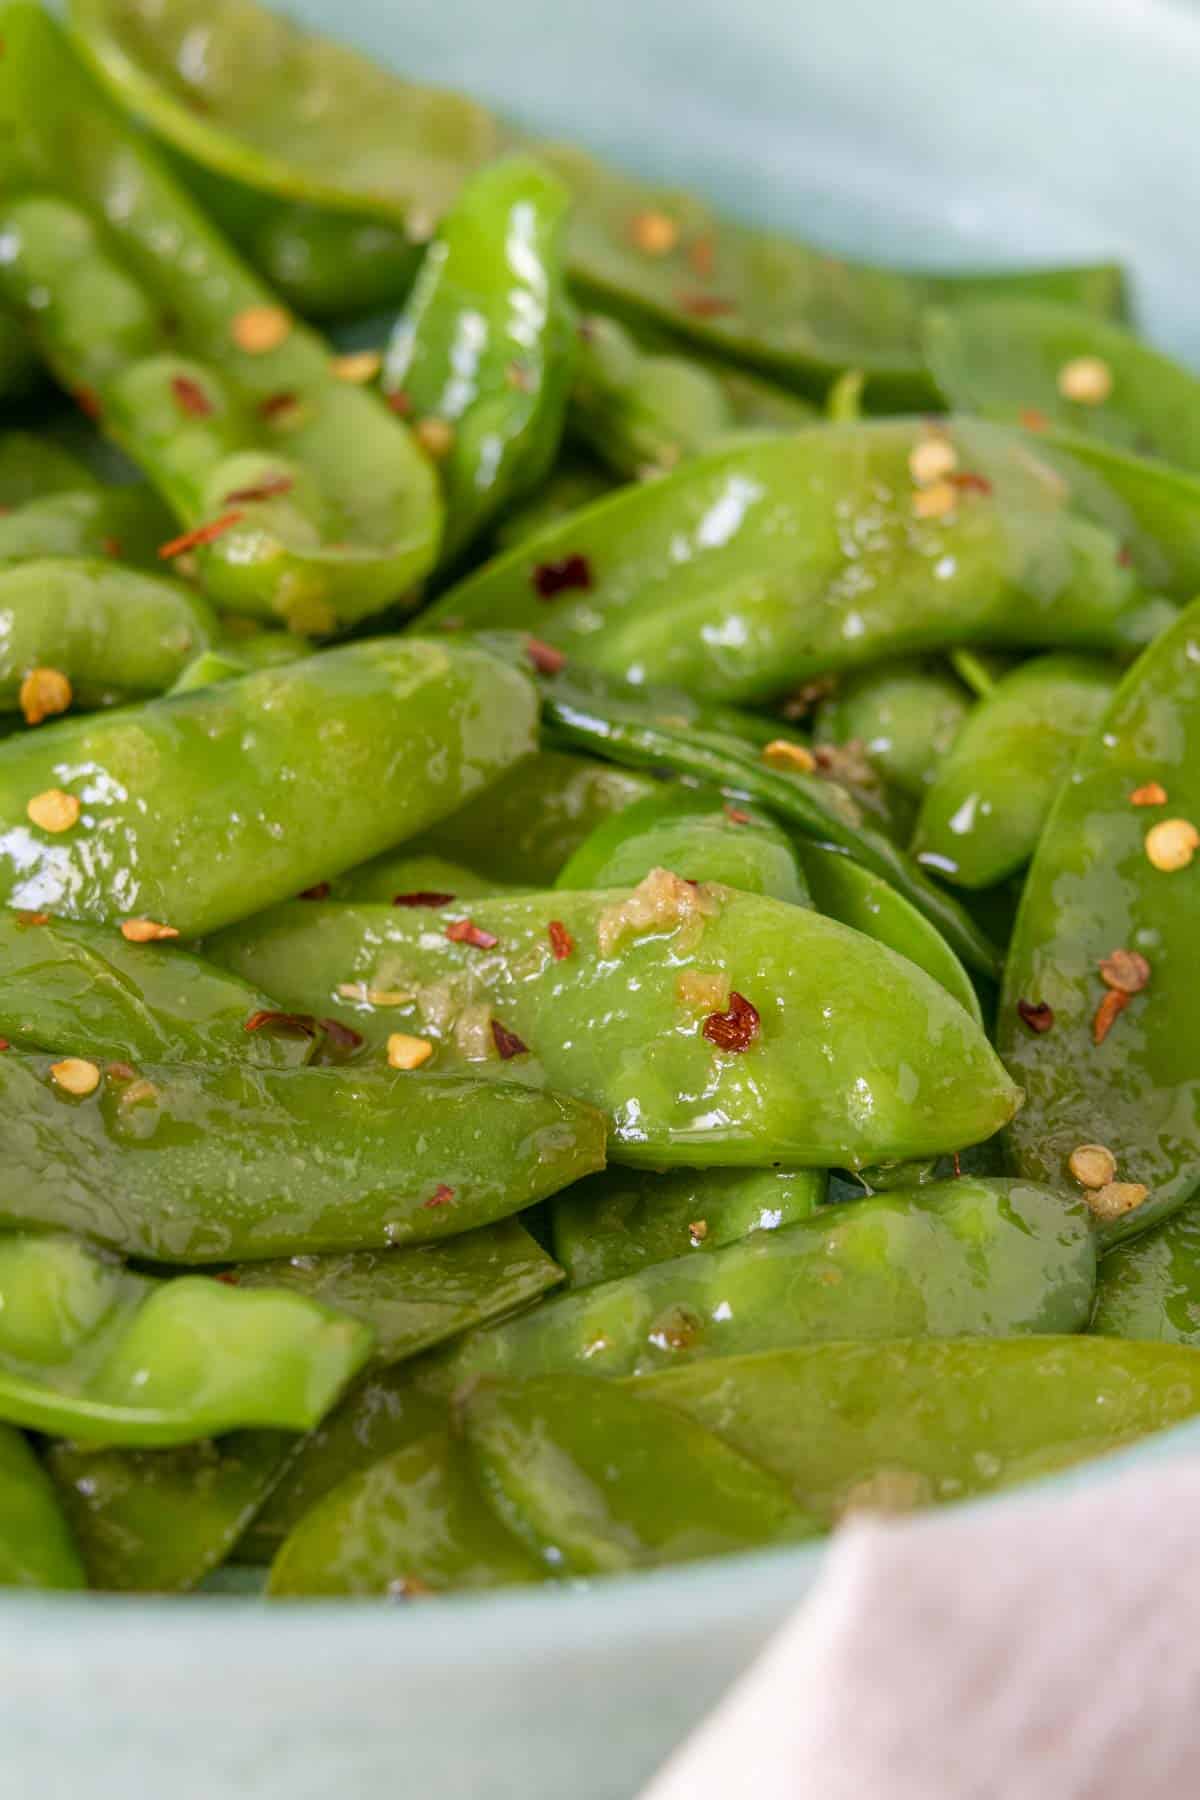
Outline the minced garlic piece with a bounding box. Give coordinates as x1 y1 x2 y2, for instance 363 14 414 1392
676 969 729 1010
911 479 957 520
596 867 719 957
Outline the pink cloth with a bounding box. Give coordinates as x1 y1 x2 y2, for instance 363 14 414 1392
643 1458 1200 1799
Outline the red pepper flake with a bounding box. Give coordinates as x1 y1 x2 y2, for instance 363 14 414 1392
491 1018 529 1060
170 373 213 418
158 511 244 560
424 1184 455 1209
105 1062 137 1083
725 806 751 825
385 389 412 417
101 536 122 559
299 882 331 900
318 1016 364 1054
1019 407 1049 432
526 636 566 675
75 386 102 420
244 1009 319 1038
223 474 294 505
702 990 761 1053
688 234 716 279
16 911 49 927
214 1271 241 1285
0 1040 9 1052
1016 998 1055 1034
548 919 574 961
950 470 992 495
445 918 499 950
393 890 455 908
675 292 735 318
952 1152 963 1179
1130 782 1168 808
532 553 592 599
1117 544 1134 568
1092 988 1130 1046
259 391 299 422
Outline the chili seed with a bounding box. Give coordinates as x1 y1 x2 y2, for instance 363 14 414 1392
18 667 72 727
630 210 679 256
232 305 292 354
387 1033 434 1070
1068 1144 1117 1189
26 788 79 834
120 919 180 943
50 1058 100 1097
1145 817 1200 871
911 479 957 520
1084 1180 1149 1224
1130 782 1168 807
1057 356 1113 405
331 350 382 384
908 437 958 485
415 417 455 459
762 738 816 774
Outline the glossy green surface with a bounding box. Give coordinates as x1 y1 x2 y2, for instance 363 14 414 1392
268 1431 543 1597
464 1375 812 1576
492 456 615 551
1091 1203 1200 1343
0 1231 371 1446
914 653 1117 889
0 1424 85 1589
428 420 1169 703
382 155 574 562
925 299 1200 467
999 594 1200 1244
0 8 441 629
0 638 537 936
451 1178 1096 1380
0 483 174 571
551 1167 826 1289
0 1053 606 1262
814 657 972 804
0 432 97 507
208 885 1018 1168
329 851 519 904
0 558 215 710
644 1337 1200 1526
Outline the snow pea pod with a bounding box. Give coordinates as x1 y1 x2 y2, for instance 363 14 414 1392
0 310 42 401
999 594 1200 1246
0 637 537 936
551 1167 826 1289
0 1424 85 1589
463 1374 812 1577
427 421 1169 703
813 657 973 806
913 653 1117 889
267 1430 544 1598
208 882 1019 1169
492 457 616 551
0 484 174 571
0 1053 606 1262
450 1178 1096 1381
1090 1205 1200 1344
0 9 441 630
0 910 313 1068
0 432 97 508
382 155 575 564
646 1337 1200 1526
0 558 216 712
0 1231 371 1446
328 851 521 905
924 300 1200 468
1034 433 1200 602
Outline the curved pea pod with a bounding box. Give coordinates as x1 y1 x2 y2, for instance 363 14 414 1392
555 786 811 905
924 299 1200 468
1035 433 1200 602
644 1337 1200 1526
0 910 313 1068
0 1231 371 1446
328 851 521 905
209 883 1019 1168
998 594 1200 1246
427 420 1169 704
0 484 175 570
452 1179 1096 1382
382 156 575 563
0 1053 607 1262
267 1430 543 1598
913 653 1117 889
0 12 442 631
551 1167 826 1289
0 431 97 507
0 1425 85 1589
1090 1205 1200 1344
0 558 216 713
814 657 973 806
0 637 537 936
492 457 616 552
463 1374 812 1577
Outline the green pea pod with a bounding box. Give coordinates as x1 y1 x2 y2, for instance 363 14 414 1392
0 432 98 507
171 627 310 693
924 300 1200 467
0 1053 606 1262
0 481 176 571
555 786 811 905
1035 433 1200 602
913 653 1118 889
999 594 1200 1246
463 1374 812 1577
382 155 575 563
0 558 216 712
0 1424 85 1589
427 421 1170 703
0 910 313 1068
210 883 1018 1168
0 637 537 936
0 1231 371 1446
492 457 616 552
1090 1206 1200 1343
814 657 973 804
644 1338 1200 1526
267 1430 544 1598
538 669 1001 976
328 851 522 905
0 9 441 630
552 1167 826 1289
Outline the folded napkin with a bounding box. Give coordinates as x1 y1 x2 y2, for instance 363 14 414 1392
643 1456 1200 1799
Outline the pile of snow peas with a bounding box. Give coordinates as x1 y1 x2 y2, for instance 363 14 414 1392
2 0 1200 1598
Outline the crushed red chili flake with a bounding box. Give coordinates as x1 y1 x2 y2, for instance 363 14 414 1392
1098 948 1151 994
675 292 735 318
105 1062 137 1083
1117 545 1134 567
393 890 455 908
1016 998 1055 1034
1092 988 1130 1046
170 373 214 417
702 990 760 1052
159 511 244 560
214 1271 241 1285
318 1017 364 1054
1019 407 1049 432
223 474 295 505
445 918 499 950
244 1009 319 1038
299 882 331 900
0 1040 9 1052
424 1184 456 1209
951 470 992 495
952 1152 963 1178
75 386 102 420
526 636 567 675
259 391 299 421
16 911 49 927
385 389 413 417
725 806 751 825
491 1019 529 1060
531 553 592 599
548 919 575 961
101 536 122 558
